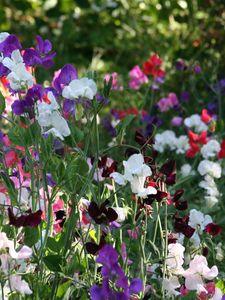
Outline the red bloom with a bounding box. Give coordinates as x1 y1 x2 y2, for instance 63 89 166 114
201 109 212 124
143 54 165 77
205 223 222 236
186 141 200 158
186 130 207 158
218 140 225 159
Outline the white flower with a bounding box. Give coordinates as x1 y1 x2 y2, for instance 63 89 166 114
188 209 212 246
111 153 157 198
0 192 7 205
174 135 189 154
9 275 32 295
0 32 9 43
180 164 195 177
62 77 97 100
166 243 185 273
153 130 176 153
113 207 129 222
198 160 221 178
162 276 181 298
212 287 223 300
184 114 208 133
201 140 221 159
36 91 71 140
183 255 218 293
2 50 33 90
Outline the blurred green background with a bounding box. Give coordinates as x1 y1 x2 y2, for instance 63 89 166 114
0 0 224 80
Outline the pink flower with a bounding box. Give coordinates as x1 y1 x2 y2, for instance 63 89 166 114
128 65 148 90
104 72 123 90
4 150 18 167
157 93 178 112
171 116 183 126
9 275 32 295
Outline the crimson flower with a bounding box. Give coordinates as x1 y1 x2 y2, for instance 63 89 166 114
143 54 165 77
205 223 222 236
218 140 225 159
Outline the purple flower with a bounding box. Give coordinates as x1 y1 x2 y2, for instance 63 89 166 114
11 100 26 115
0 34 21 57
175 59 187 71
193 64 201 74
23 35 56 68
53 64 78 93
171 116 183 126
63 99 75 113
26 84 44 101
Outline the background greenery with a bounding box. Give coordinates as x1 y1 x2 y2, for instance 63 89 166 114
0 0 224 79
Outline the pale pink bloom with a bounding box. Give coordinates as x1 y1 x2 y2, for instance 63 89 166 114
127 227 139 239
158 93 178 112
166 243 185 273
171 116 183 126
183 255 218 293
9 275 32 295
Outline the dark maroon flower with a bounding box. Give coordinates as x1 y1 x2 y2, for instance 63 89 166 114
171 189 188 210
88 201 118 225
55 210 66 228
8 207 42 228
173 214 195 238
202 247 209 257
85 234 106 255
168 233 178 244
205 223 222 236
159 160 176 185
98 156 117 178
135 130 153 146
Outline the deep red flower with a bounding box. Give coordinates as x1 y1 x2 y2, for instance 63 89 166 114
218 140 225 159
186 141 200 158
173 214 195 238
88 201 118 225
8 207 42 228
143 54 165 77
205 223 222 236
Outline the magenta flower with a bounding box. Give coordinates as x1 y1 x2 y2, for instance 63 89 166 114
128 65 148 90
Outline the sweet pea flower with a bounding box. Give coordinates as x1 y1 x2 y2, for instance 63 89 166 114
111 153 157 198
162 276 181 298
128 65 148 90
9 275 32 295
166 243 185 273
183 255 218 294
62 77 97 100
2 49 33 90
200 140 221 159
184 114 208 133
198 160 221 178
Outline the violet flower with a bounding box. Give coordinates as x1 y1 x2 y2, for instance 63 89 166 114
23 35 56 68
53 64 78 94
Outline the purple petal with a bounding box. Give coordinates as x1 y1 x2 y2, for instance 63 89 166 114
53 64 78 93
23 49 42 66
0 34 21 56
43 39 52 53
129 278 143 295
11 100 25 115
41 52 56 68
63 99 75 113
35 35 44 53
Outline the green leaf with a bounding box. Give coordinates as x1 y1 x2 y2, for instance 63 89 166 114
75 104 84 120
216 280 225 293
46 236 62 253
56 281 72 298
43 254 62 272
24 226 39 247
1 173 17 206
0 92 5 114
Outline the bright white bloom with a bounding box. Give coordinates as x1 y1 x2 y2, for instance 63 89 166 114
184 114 208 133
153 130 176 153
180 164 195 177
199 175 220 207
183 255 218 293
2 50 33 90
188 209 212 246
166 243 185 274
162 276 181 297
36 91 71 140
9 275 32 295
111 153 157 198
198 160 221 178
17 187 32 207
62 77 97 100
173 135 189 154
201 140 221 159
